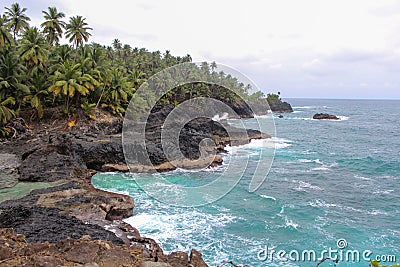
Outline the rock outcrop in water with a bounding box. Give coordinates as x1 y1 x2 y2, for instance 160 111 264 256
313 113 339 120
228 98 294 115
267 99 293 113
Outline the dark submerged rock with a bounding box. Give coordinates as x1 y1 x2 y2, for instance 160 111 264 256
267 99 293 113
313 113 340 120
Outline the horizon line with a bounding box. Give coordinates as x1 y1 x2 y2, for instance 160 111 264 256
282 97 400 101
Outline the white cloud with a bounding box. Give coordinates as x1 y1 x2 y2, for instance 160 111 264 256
302 58 320 69
3 0 400 98
269 63 282 69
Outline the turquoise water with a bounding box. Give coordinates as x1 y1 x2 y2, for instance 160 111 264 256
92 99 400 267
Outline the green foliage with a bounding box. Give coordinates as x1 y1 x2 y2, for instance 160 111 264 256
0 96 16 124
0 15 14 48
65 16 92 49
41 6 65 45
23 71 48 118
4 2 30 40
0 2 268 128
18 27 48 72
249 91 265 101
267 92 281 102
101 102 125 117
0 126 12 137
80 99 96 119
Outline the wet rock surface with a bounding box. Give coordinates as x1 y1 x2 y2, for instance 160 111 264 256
267 99 293 112
313 113 340 120
0 228 209 266
0 153 20 188
0 205 124 244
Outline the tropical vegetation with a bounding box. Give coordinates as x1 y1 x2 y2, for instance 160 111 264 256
266 92 281 102
0 2 266 136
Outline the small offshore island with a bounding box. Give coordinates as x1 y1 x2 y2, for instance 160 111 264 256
0 3 293 266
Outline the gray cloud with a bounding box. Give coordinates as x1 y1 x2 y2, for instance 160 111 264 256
369 2 400 17
136 2 155 10
91 23 158 45
2 0 400 99
325 49 385 63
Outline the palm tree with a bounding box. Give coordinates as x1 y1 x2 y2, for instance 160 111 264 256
112 38 121 51
163 50 171 66
130 69 146 88
65 16 92 49
210 61 217 72
0 96 16 125
19 27 48 73
0 52 29 107
184 54 192 62
88 44 106 69
95 68 111 108
0 15 14 48
48 60 98 112
200 62 210 74
51 44 72 65
41 7 65 45
122 44 131 64
24 72 49 119
107 67 132 103
4 3 30 41
101 68 133 115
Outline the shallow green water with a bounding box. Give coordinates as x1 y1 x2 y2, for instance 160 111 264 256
0 181 65 203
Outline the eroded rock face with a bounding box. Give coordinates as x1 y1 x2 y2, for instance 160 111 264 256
228 100 254 118
8 104 269 176
0 228 210 267
124 105 270 171
0 205 124 244
313 113 340 120
189 249 208 267
0 104 275 267
77 135 126 170
167 251 190 267
18 134 87 182
267 99 293 113
0 153 20 188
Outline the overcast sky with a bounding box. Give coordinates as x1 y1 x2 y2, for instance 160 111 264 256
3 0 400 99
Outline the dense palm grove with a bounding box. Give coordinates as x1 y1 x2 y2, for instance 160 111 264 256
0 3 265 136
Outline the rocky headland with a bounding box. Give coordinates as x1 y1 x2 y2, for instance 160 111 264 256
313 113 340 120
267 98 293 113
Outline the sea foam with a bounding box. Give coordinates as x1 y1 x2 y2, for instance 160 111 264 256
225 137 293 153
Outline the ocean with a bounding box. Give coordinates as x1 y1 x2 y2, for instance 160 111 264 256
92 99 400 267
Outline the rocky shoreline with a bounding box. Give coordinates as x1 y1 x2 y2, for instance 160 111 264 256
0 105 270 266
267 98 293 113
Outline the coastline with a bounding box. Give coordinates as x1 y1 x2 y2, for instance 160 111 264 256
0 105 274 266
